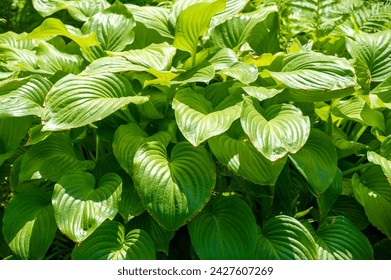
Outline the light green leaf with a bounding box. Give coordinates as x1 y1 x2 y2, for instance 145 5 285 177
35 41 83 74
219 62 258 84
81 0 135 53
72 220 155 260
371 75 391 108
0 117 32 166
306 216 373 260
118 181 145 223
209 121 286 186
352 165 391 237
52 171 122 242
188 195 257 260
113 123 170 174
241 96 310 161
19 133 95 183
109 43 176 71
289 129 338 195
171 63 215 84
255 215 317 260
32 0 67 17
81 56 147 75
0 31 39 50
66 0 110 22
133 141 216 231
0 75 51 118
367 151 391 183
241 86 283 102
208 48 238 71
265 52 356 101
42 73 148 131
172 88 242 146
346 30 391 82
2 189 56 260
173 0 226 56
0 46 39 72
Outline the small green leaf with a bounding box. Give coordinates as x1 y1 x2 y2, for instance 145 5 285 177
241 96 310 161
289 129 338 195
52 171 122 242
72 220 155 260
367 151 391 183
219 62 259 84
32 0 67 17
188 195 257 260
133 141 216 231
2 189 56 259
255 215 317 260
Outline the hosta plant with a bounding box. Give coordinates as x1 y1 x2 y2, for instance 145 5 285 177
0 0 390 260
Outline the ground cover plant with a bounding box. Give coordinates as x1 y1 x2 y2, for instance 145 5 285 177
0 0 391 260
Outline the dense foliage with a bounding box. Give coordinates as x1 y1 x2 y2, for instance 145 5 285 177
1 0 391 260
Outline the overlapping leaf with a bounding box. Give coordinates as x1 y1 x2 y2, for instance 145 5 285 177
52 171 122 242
188 195 257 260
42 73 148 131
133 141 216 231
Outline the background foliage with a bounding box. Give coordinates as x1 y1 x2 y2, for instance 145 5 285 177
1 0 391 260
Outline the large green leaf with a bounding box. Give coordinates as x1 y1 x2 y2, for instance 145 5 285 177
0 45 39 72
209 121 286 186
81 0 135 53
255 215 317 260
72 220 155 260
2 189 56 260
352 165 391 238
0 75 51 118
109 43 176 71
42 73 148 131
32 0 67 17
0 117 32 166
113 123 170 174
241 96 310 161
264 52 356 101
173 0 226 56
219 62 259 84
133 141 216 231
66 0 110 22
289 129 338 195
19 133 95 183
81 56 147 75
188 195 257 260
172 88 242 146
346 30 391 82
52 171 122 242
305 216 373 260
367 151 391 183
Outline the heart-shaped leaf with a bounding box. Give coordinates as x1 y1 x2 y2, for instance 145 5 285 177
241 96 310 161
255 215 317 260
2 189 57 259
305 216 373 260
52 171 122 242
209 121 286 186
172 88 242 146
352 165 391 237
289 129 338 195
42 73 148 131
72 220 155 260
188 195 257 260
133 141 216 231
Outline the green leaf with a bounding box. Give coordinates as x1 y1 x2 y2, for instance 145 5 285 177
329 195 369 230
209 121 286 186
109 43 176 71
352 165 391 238
241 96 310 161
188 195 257 260
81 0 135 52
171 63 215 84
72 220 155 260
289 129 338 195
0 46 39 72
81 56 147 75
118 180 145 224
371 75 391 108
126 212 175 255
2 189 56 259
66 0 110 22
42 73 148 131
241 86 283 102
113 123 170 175
35 42 83 74
19 133 94 183
0 117 32 166
219 62 259 84
367 151 391 183
173 0 226 56
264 52 356 101
32 0 67 17
255 215 317 260
346 30 391 82
306 216 373 260
317 170 342 217
133 141 216 231
172 88 242 146
0 75 51 118
52 171 122 242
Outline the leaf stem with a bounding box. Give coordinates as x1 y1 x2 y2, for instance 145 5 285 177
342 162 373 177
